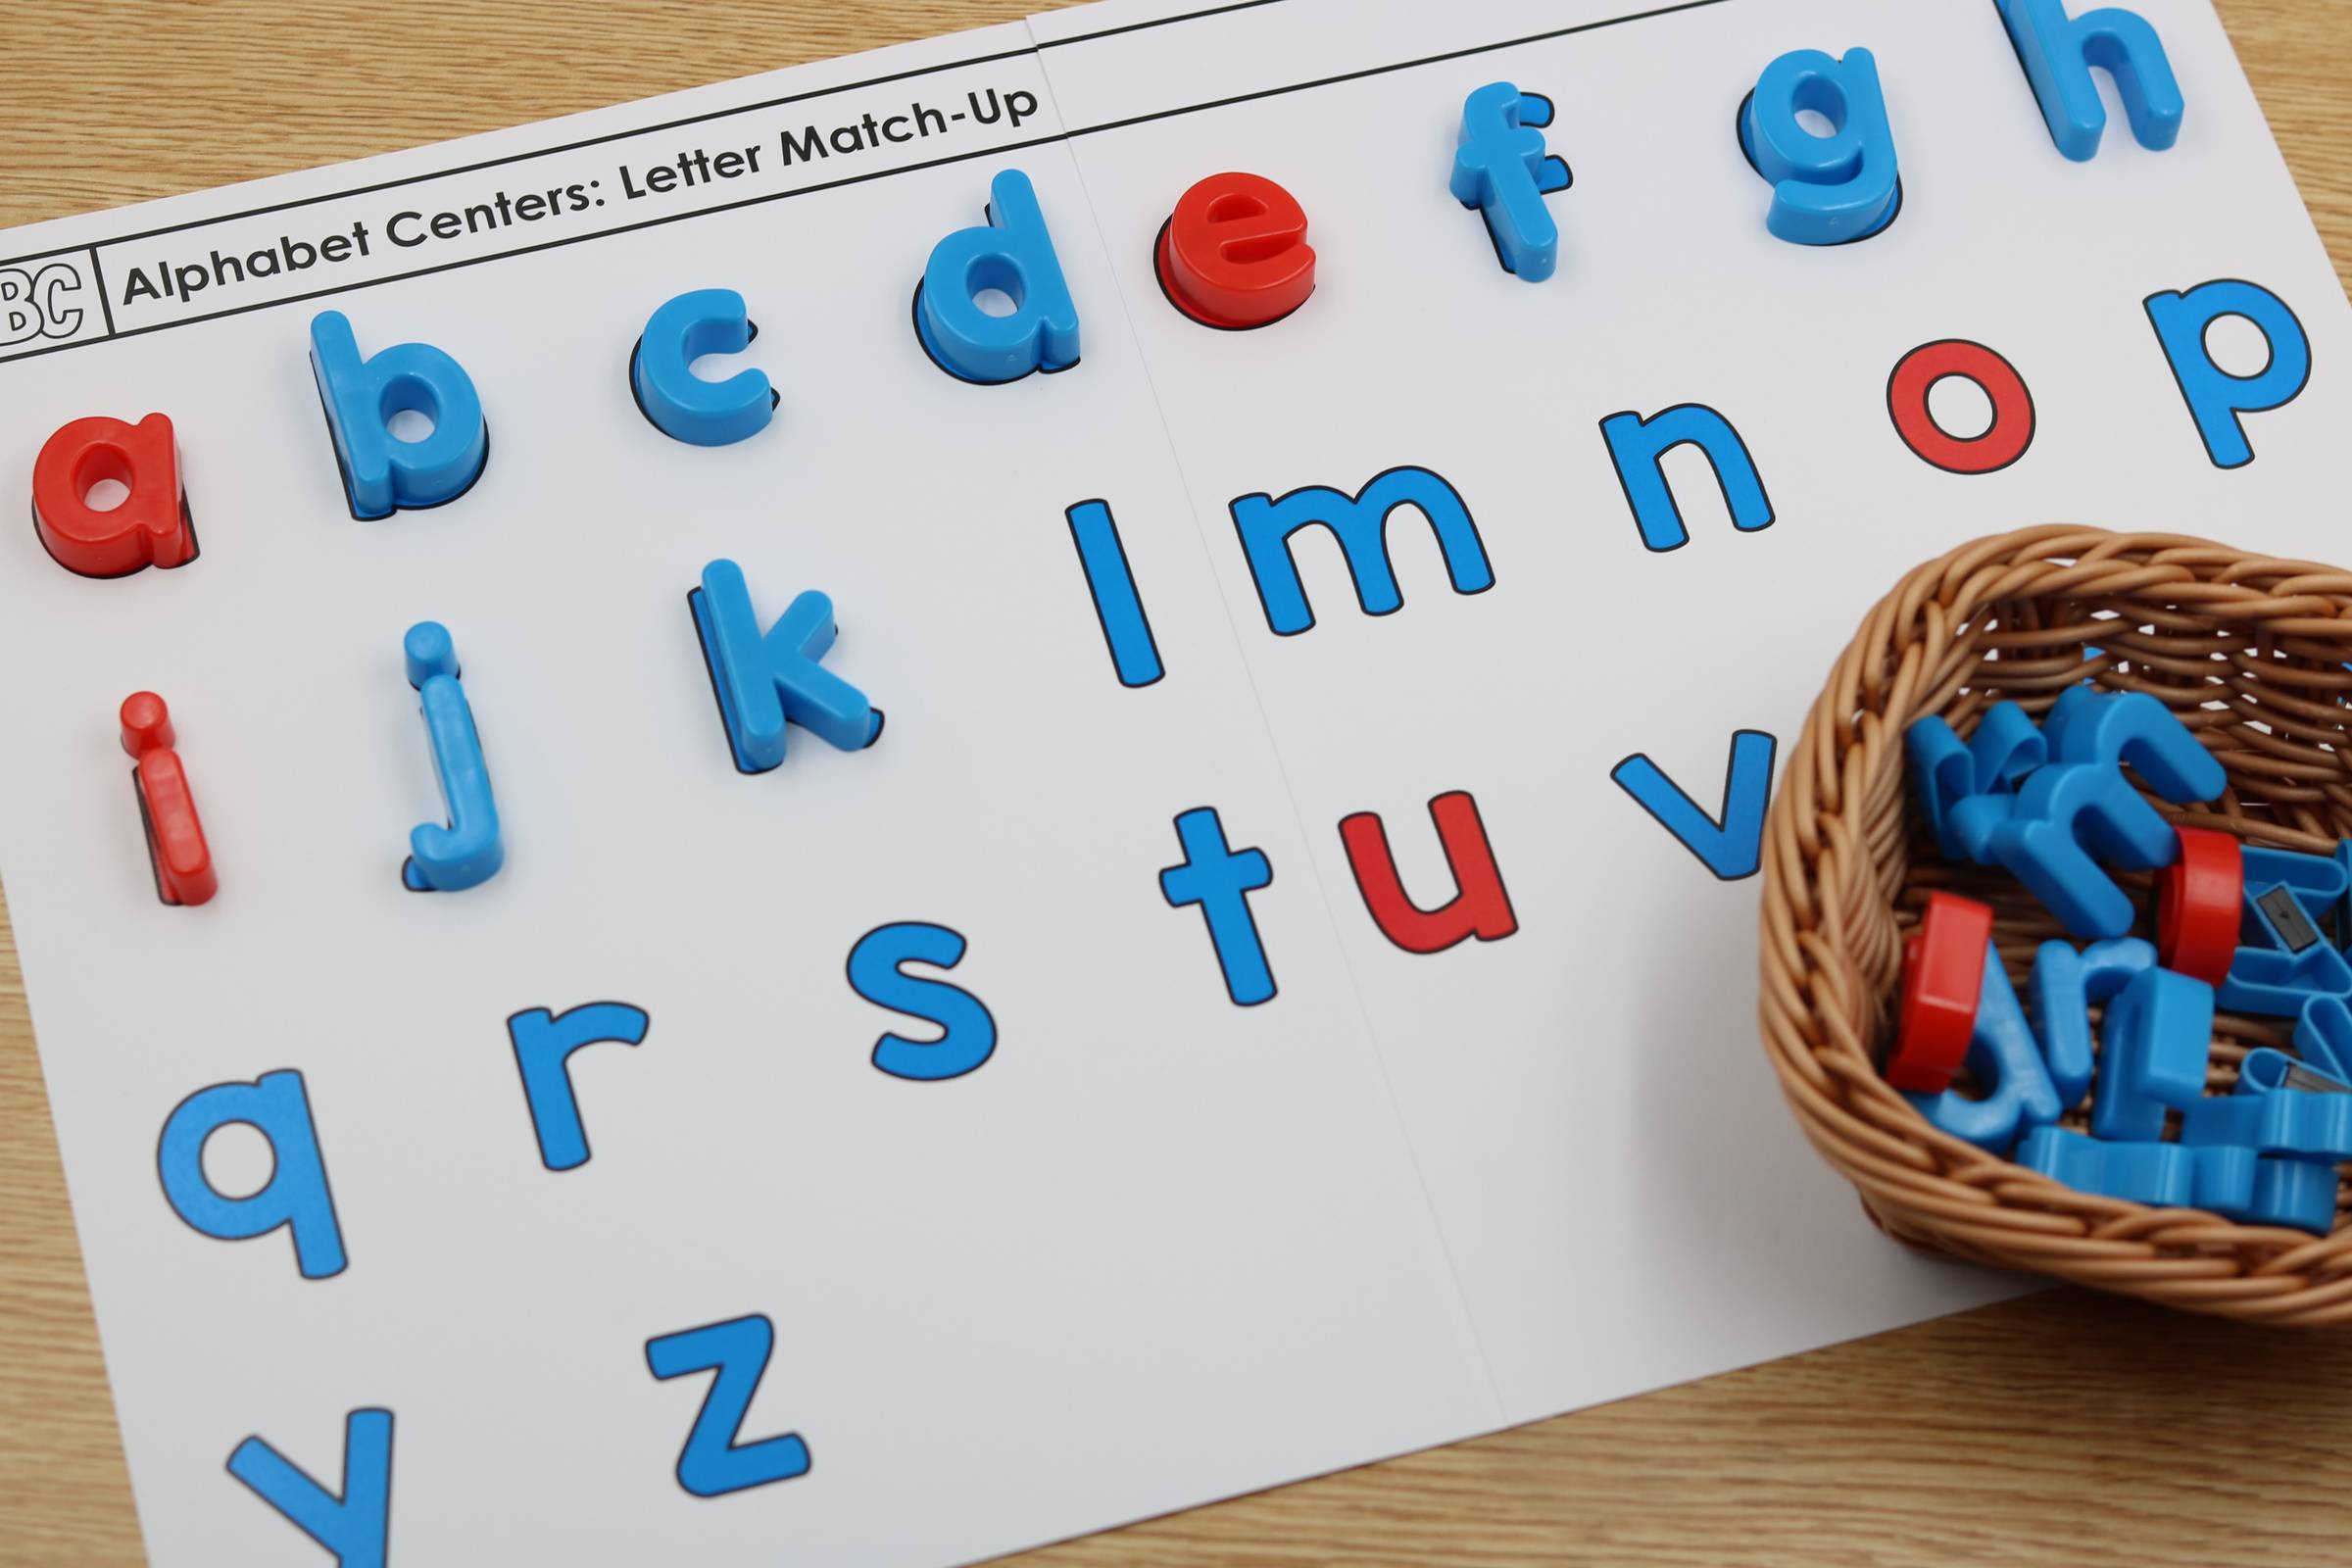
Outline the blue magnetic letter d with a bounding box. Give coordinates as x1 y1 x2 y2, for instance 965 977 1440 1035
916 170 1080 384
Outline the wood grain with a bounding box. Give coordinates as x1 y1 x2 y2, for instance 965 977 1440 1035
3 3 2349 1563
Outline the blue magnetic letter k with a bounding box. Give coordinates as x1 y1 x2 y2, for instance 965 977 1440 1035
691 559 882 774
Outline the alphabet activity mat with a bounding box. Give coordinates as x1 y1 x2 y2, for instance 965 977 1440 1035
1 2 2347 1563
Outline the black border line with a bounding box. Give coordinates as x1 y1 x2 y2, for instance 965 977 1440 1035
88 251 118 336
0 0 1733 365
0 133 1063 365
1039 0 1294 47
45 42 1041 253
1063 0 1738 137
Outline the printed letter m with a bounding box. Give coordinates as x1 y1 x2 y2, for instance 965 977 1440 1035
1230 465 1494 636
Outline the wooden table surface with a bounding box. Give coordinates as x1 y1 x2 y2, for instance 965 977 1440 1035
4 3 2350 1563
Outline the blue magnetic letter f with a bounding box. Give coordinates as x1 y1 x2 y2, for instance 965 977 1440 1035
1449 82 1572 281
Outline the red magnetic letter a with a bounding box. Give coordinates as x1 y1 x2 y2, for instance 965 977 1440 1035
1339 791 1518 955
31 414 196 578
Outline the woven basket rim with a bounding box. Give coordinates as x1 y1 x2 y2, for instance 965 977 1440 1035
1757 523 2352 1326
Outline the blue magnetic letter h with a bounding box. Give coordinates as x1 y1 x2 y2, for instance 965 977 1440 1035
1996 0 2182 161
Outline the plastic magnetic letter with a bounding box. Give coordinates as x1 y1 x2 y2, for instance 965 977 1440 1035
915 169 1079 384
2088 965 2214 1142
2145 280 2311 469
2017 1126 2254 1213
1157 171 1316 327
2236 1046 2351 1098
1064 499 1164 687
847 923 998 1082
633 288 776 446
121 691 218 906
1979 762 2179 938
508 1003 651 1171
1888 893 1994 1095
1338 791 1518 955
2221 845 2352 1016
1599 405 1774 553
645 1315 811 1498
1740 48 1900 245
157 1068 346 1279
1905 940 2064 1152
401 621 503 892
1449 82 1572 280
227 1408 393 1568
1995 0 2183 161
2040 685 2227 803
309 310 488 517
1904 704 2045 861
2156 823 2241 987
1610 730 1777 881
2180 1084 2352 1163
2230 1157 2340 1233
1159 807 1277 1005
1229 466 1492 635
30 413 197 577
689 560 881 773
2296 996 2352 1083
2028 936 2158 1106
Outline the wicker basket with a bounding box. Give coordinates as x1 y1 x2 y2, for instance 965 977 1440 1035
1759 524 2352 1324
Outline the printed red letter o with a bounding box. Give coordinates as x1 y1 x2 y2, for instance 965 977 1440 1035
1886 339 2035 475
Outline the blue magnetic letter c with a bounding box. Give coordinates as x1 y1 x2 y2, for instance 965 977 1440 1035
158 1068 347 1280
633 289 775 447
847 922 998 1082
